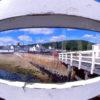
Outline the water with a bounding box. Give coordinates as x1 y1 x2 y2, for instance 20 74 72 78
0 69 39 83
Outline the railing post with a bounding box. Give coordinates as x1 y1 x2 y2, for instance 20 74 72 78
61 53 63 61
78 52 82 69
67 64 72 81
66 53 68 63
62 53 64 62
70 53 73 66
59 53 62 61
84 71 89 80
91 51 95 74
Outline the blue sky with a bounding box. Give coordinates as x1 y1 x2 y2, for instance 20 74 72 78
0 28 100 45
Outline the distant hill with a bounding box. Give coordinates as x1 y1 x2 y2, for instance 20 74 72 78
42 40 94 51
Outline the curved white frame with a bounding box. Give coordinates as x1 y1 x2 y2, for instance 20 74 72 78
0 14 100 99
0 77 100 100
0 77 100 89
0 0 100 99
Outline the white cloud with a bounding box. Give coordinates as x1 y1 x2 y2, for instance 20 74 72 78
0 30 14 34
83 34 96 39
50 35 66 42
83 34 100 43
95 34 100 43
36 39 46 43
20 28 55 35
18 35 32 42
0 37 17 45
67 28 76 31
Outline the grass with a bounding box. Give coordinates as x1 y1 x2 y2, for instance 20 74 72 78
25 54 67 76
0 53 68 83
0 54 51 82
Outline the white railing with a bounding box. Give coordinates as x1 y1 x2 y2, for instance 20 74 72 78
59 50 100 74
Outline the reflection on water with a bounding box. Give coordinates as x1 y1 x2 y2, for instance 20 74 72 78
0 69 39 83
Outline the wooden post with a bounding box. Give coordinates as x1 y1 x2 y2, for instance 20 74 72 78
67 64 72 81
70 53 73 66
66 53 68 63
91 51 95 74
59 53 62 61
84 71 89 80
78 52 82 69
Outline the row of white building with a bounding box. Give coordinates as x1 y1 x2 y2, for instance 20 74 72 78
0 44 100 56
0 44 53 53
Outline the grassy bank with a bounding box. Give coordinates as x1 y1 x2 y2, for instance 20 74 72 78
0 54 52 83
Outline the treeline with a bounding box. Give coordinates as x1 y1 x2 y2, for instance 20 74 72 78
42 40 94 51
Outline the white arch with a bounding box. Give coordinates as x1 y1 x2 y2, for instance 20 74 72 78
0 0 100 100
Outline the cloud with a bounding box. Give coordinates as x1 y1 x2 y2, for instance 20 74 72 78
0 37 17 45
83 34 96 39
0 30 14 34
18 35 32 42
36 35 67 43
20 28 55 35
67 28 76 31
83 34 100 43
36 39 47 43
95 34 100 43
50 35 66 42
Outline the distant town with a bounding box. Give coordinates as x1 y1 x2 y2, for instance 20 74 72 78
0 40 94 54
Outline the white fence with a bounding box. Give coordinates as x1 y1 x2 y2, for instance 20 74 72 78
59 50 100 74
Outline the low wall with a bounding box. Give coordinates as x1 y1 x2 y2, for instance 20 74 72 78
0 77 100 100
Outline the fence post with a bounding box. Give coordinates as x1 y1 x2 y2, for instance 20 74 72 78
62 53 64 62
59 53 61 61
78 52 82 69
67 64 72 81
70 53 73 66
91 51 95 74
66 53 68 63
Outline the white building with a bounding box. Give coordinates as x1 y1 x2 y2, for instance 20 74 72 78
29 46 37 52
92 44 100 57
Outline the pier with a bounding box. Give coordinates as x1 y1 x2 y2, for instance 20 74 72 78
59 46 100 76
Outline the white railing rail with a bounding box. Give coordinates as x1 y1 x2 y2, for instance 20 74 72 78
59 50 100 74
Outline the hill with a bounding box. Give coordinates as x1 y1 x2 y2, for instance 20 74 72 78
42 40 94 51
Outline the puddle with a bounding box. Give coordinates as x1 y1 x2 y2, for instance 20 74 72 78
0 69 40 83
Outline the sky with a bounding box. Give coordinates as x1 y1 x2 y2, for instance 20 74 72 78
0 28 100 46
0 28 100 45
